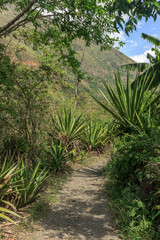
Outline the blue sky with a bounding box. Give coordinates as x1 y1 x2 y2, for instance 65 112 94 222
117 16 160 62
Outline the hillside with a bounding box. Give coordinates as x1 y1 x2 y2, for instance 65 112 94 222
73 39 134 79
72 39 135 95
0 7 135 111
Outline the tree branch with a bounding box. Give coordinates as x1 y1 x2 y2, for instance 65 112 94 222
0 0 38 36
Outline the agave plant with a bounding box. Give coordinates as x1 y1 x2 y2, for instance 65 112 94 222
52 108 86 144
14 161 48 209
0 157 21 223
92 72 160 132
43 141 71 173
2 136 28 161
83 121 110 151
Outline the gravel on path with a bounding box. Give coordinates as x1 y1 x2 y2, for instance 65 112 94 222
16 155 121 240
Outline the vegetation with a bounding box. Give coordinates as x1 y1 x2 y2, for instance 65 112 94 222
103 133 160 239
42 141 72 173
1 1 159 46
82 120 111 152
0 158 21 223
90 61 160 238
122 33 160 89
0 156 47 223
0 1 160 239
52 108 86 144
93 71 160 133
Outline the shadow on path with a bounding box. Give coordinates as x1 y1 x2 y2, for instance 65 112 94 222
37 162 120 240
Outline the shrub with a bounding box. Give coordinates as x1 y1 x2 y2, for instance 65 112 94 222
106 133 160 187
106 182 158 240
104 132 160 239
0 155 48 224
1 135 28 161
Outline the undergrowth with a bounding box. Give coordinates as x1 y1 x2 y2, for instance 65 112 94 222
104 132 160 240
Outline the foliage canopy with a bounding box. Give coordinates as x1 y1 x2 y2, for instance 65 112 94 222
0 0 160 49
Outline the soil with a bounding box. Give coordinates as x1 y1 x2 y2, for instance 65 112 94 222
2 155 121 240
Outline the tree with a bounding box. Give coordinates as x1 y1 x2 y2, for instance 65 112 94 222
0 1 160 49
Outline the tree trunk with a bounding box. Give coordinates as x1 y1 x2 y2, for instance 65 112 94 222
73 72 78 111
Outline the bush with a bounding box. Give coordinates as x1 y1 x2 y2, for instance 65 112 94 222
104 132 160 239
106 182 159 240
14 162 49 209
106 133 160 187
1 135 28 161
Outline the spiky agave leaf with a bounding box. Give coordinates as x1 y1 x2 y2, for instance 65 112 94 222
54 108 86 142
0 157 22 223
14 162 49 208
83 121 109 150
43 141 71 172
92 72 159 131
0 207 21 223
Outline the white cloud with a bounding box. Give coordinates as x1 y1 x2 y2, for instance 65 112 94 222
122 14 129 22
132 42 138 47
144 45 151 50
110 31 126 41
127 40 138 47
137 20 145 29
152 34 158 37
109 31 126 48
130 49 155 63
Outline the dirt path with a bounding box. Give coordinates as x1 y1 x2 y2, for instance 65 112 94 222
17 156 121 240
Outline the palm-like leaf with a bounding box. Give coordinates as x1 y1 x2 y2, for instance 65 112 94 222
132 62 160 89
142 33 160 46
122 33 160 89
121 63 151 72
146 53 156 64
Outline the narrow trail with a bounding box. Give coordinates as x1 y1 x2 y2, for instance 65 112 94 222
17 156 121 240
